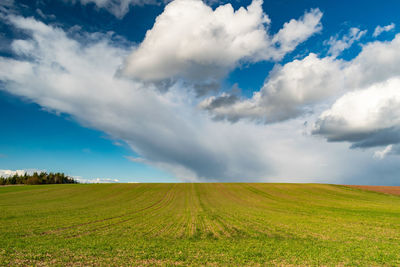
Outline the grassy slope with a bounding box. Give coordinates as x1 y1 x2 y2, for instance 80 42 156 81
1 183 400 266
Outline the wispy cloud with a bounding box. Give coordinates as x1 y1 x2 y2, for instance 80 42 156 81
326 27 366 58
373 23 395 37
125 156 146 163
374 145 393 159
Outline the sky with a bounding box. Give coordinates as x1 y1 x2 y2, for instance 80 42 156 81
1 0 400 184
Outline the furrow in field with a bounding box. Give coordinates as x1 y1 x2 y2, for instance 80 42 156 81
172 184 193 238
138 185 180 238
64 184 177 238
189 184 231 238
194 184 241 237
150 185 192 238
212 183 267 236
185 183 200 237
197 184 291 238
40 184 175 237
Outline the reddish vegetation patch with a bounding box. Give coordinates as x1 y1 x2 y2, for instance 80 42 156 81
347 185 400 196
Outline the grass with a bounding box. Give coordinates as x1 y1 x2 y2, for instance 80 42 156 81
1 183 400 266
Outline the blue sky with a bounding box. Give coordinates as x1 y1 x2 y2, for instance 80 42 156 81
1 0 400 184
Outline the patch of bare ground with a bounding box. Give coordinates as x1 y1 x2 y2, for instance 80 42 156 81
347 185 400 196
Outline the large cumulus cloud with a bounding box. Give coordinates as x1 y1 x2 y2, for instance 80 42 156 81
121 0 322 91
312 35 400 151
200 53 344 123
313 78 400 148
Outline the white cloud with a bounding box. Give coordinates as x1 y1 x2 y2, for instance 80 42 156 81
311 33 400 153
0 169 26 177
373 23 395 37
204 33 400 127
121 0 322 87
313 78 400 148
0 169 42 177
310 34 400 150
271 8 322 59
75 177 120 183
201 53 344 123
35 9 56 20
326 27 366 58
345 34 400 89
124 155 146 163
374 145 393 159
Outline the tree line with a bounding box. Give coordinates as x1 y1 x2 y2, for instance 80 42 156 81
0 172 79 185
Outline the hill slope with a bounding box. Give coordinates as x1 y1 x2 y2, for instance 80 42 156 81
1 183 400 265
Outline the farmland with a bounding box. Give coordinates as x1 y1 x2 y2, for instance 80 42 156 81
1 183 400 266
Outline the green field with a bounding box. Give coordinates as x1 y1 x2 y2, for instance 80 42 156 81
1 183 400 266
